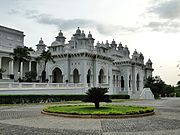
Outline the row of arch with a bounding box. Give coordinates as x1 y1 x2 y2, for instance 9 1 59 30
52 68 105 84
113 74 140 91
52 67 140 91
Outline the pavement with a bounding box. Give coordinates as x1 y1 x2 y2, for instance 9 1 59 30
0 98 180 135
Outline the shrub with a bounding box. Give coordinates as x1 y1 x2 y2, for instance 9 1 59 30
82 87 112 109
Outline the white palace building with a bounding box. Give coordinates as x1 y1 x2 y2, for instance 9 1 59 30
0 25 154 99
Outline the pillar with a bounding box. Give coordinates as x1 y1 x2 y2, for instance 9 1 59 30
36 62 39 80
20 62 23 78
29 61 31 72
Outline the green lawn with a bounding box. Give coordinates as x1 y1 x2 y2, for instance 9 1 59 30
43 105 154 115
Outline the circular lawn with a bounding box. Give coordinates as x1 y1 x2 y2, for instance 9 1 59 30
42 105 154 118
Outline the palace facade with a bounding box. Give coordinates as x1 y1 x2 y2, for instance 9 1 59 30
0 25 153 98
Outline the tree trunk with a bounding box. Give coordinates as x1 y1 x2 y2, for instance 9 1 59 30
95 102 100 109
42 70 46 83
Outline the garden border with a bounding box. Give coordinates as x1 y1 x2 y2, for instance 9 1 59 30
41 110 155 119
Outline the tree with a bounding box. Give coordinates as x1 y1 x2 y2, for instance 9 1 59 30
24 71 37 82
82 87 112 109
177 81 180 87
11 46 32 80
38 50 55 82
144 76 174 97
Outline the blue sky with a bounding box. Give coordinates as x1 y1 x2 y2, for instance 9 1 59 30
0 0 180 85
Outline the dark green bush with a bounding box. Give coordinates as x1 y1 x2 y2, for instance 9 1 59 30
110 94 130 99
0 94 129 104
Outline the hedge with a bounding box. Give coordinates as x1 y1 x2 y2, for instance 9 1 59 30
0 94 130 104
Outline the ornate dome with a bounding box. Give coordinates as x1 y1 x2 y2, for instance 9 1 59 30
58 30 63 37
88 31 92 38
76 27 81 34
51 40 61 46
111 39 116 44
81 30 86 38
39 37 44 44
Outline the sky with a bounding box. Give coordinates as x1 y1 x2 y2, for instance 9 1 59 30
0 0 180 85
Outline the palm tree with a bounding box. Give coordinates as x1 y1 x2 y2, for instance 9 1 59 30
11 46 32 80
82 87 112 109
38 50 55 82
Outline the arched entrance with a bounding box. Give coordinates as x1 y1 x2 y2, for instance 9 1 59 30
87 69 91 83
73 69 79 83
98 69 104 83
52 68 63 83
136 74 140 91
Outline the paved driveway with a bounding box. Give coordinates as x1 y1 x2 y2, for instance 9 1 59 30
0 98 180 135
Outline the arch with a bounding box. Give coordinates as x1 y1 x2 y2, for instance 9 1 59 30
87 69 91 83
129 75 131 89
136 74 140 91
121 76 124 89
113 75 115 86
116 75 119 87
98 69 104 83
73 68 79 83
52 68 63 83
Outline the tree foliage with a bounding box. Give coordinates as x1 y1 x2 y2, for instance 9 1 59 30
144 76 174 97
38 50 55 82
24 71 37 82
82 87 112 109
11 46 32 79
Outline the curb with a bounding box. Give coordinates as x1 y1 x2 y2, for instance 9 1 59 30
41 110 155 119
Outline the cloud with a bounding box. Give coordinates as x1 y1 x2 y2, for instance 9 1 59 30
148 0 180 20
143 0 180 33
9 9 138 35
145 20 180 32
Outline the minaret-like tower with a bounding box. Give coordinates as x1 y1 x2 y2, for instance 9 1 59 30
36 38 46 52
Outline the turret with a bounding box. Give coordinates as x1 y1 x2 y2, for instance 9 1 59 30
117 42 123 51
73 27 81 37
110 39 117 50
146 58 152 68
36 38 46 52
123 45 130 58
55 30 66 45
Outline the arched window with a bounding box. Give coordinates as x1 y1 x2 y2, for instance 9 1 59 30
121 76 124 90
113 75 115 86
87 69 91 83
52 68 63 83
98 69 104 83
136 74 140 91
73 69 79 83
129 75 131 90
116 75 119 87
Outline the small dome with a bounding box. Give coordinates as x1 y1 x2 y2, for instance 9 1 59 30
105 40 109 47
88 31 92 38
39 37 44 44
51 40 61 46
58 30 63 36
96 41 100 47
111 39 116 44
133 49 138 55
81 30 86 38
76 27 81 34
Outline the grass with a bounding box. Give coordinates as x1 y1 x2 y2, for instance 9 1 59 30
43 104 154 115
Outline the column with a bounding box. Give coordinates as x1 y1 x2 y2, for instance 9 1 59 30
29 61 31 72
9 60 14 74
9 60 14 79
20 62 23 78
36 62 39 80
